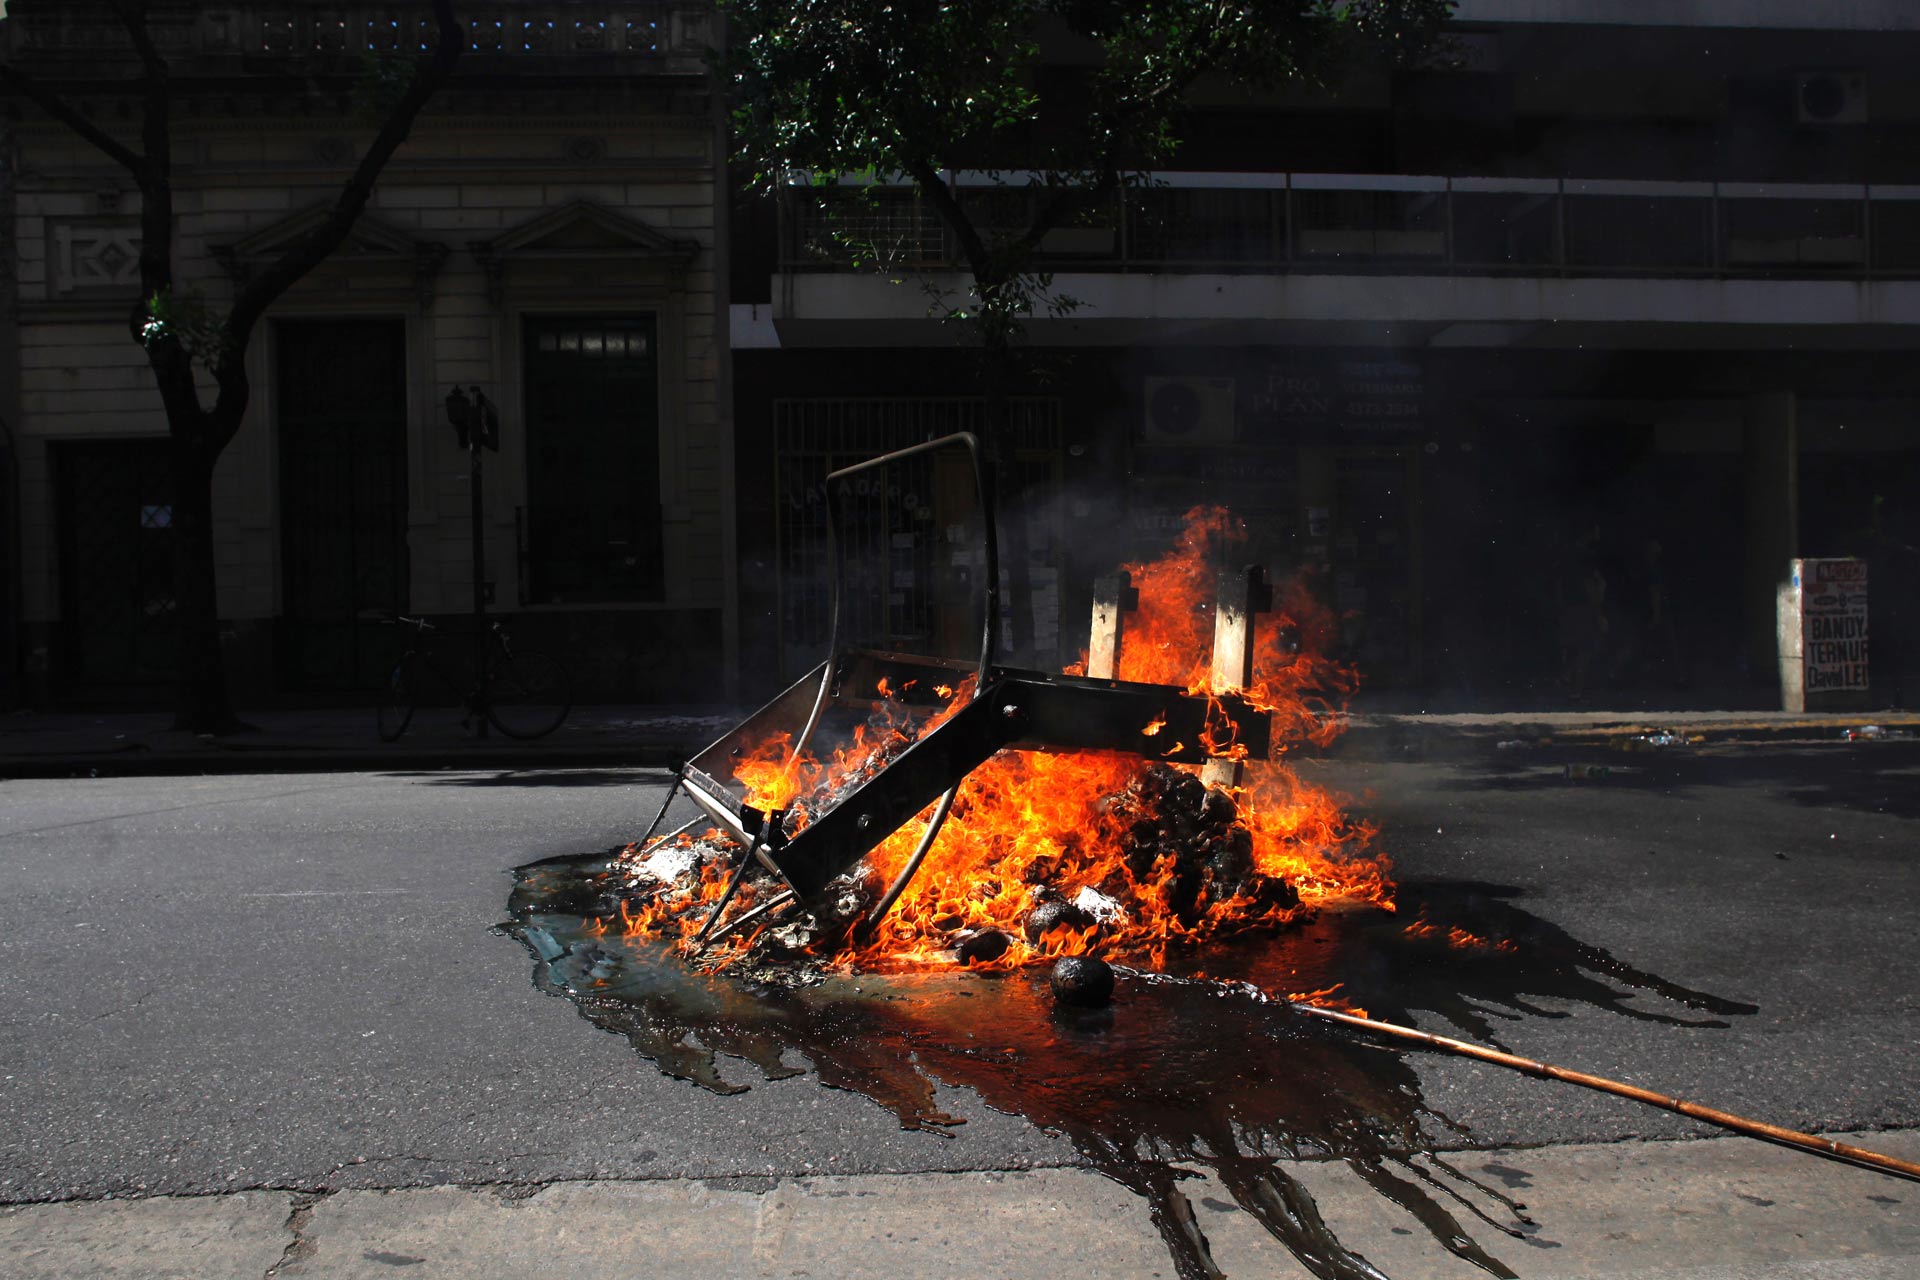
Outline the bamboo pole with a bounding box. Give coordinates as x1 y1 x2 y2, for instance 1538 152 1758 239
1114 966 1920 1182
1294 1004 1920 1183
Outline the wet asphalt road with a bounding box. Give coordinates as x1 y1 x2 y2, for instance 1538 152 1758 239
1 743 1916 1203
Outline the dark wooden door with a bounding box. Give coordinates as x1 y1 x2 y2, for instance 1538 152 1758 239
54 439 177 697
277 319 409 691
522 315 662 603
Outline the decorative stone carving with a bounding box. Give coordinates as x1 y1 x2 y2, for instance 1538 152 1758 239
52 222 143 296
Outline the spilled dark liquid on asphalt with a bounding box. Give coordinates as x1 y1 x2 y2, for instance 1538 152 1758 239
502 853 1756 1280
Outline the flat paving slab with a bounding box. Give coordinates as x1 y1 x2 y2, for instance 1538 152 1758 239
0 1191 291 1280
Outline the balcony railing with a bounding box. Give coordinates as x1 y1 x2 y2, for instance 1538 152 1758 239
780 172 1920 279
4 4 711 63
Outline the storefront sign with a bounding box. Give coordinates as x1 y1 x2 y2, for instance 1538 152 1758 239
1248 358 1426 440
1800 558 1869 693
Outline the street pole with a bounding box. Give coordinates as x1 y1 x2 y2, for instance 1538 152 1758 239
446 385 500 737
469 419 488 737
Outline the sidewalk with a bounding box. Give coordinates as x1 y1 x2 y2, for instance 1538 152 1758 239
2 699 1915 778
4 1130 1918 1280
1323 703 1920 760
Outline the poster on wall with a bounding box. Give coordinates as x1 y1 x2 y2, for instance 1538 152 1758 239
1799 558 1869 693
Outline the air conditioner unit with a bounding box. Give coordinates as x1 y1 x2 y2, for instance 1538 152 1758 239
1142 376 1236 447
1795 73 1867 124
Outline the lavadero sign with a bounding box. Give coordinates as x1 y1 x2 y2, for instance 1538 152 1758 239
1800 558 1869 693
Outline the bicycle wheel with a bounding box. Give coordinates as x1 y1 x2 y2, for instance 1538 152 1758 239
486 649 571 739
375 654 417 742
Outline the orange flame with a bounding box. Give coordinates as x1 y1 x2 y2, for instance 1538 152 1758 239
1404 917 1517 954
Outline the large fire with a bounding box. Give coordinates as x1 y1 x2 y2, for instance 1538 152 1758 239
601 506 1392 975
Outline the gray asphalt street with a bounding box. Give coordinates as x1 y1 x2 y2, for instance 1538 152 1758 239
1 745 1917 1275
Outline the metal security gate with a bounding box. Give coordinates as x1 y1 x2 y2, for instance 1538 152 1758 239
277 319 409 692
773 398 1062 680
54 439 177 697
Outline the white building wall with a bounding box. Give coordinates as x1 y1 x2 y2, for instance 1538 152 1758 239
12 101 728 694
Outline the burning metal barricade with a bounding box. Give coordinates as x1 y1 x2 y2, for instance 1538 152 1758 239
636 432 1285 951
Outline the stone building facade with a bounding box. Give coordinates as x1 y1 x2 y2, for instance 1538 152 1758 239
2 2 735 706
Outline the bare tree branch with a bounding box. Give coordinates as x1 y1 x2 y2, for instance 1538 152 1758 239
98 0 177 334
0 63 146 177
105 0 168 81
901 158 995 283
90 0 199 431
214 0 464 433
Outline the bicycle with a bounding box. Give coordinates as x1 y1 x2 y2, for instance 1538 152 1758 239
375 615 571 741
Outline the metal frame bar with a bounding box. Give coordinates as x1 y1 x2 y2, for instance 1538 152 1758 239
692 825 767 946
632 770 685 853
822 431 999 689
862 784 962 931
699 889 797 950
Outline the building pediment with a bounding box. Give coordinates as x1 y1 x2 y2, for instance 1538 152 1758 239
482 200 700 260
469 201 699 302
211 204 449 307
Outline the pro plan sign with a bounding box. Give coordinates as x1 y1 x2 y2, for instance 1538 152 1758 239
1800 558 1869 694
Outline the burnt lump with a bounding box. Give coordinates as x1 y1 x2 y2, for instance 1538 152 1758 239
1106 764 1299 924
1051 955 1116 1007
1023 897 1094 942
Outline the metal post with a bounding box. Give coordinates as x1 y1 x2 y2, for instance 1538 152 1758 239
1201 565 1271 791
1086 570 1138 681
470 428 488 737
446 384 498 736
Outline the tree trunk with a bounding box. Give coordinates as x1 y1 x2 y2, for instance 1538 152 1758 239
168 429 236 733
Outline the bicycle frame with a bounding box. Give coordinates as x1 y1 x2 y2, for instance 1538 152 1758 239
389 619 509 721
